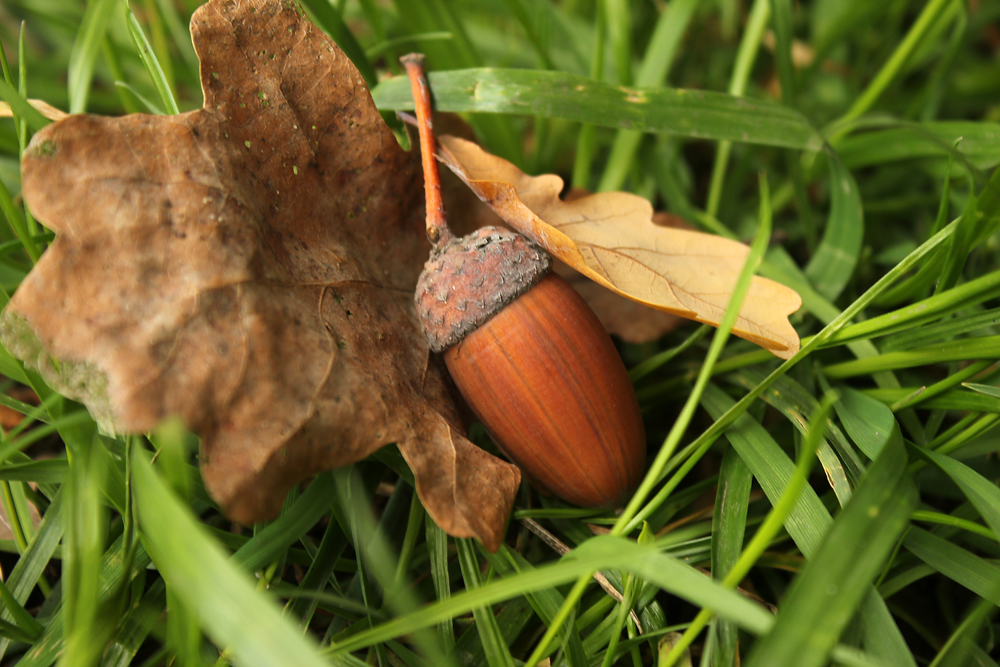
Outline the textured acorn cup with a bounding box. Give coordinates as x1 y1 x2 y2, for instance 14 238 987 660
416 226 646 508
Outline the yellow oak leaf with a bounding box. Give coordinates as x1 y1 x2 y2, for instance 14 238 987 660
437 135 802 359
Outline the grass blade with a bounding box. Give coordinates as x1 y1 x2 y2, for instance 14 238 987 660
708 447 751 667
124 3 179 115
328 535 774 655
285 518 347 627
838 121 1000 172
131 446 331 667
67 0 118 114
824 335 1000 378
101 580 167 667
912 446 1000 540
745 417 917 667
0 79 49 133
456 538 516 667
229 471 338 573
701 385 917 667
482 546 589 667
827 0 957 142
703 0 770 216
372 69 823 150
824 270 1000 347
596 0 699 192
425 520 455 652
61 435 114 667
804 151 864 301
835 387 897 459
905 527 1000 605
0 575 42 639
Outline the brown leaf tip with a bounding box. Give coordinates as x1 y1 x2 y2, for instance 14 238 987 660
415 227 551 353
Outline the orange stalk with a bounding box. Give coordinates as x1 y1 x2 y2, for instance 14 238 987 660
400 54 452 247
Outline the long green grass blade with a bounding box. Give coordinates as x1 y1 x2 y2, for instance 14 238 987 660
0 575 42 639
0 166 41 263
745 418 917 667
836 387 899 459
371 69 823 150
125 3 180 115
457 538 516 667
0 79 49 133
482 546 589 667
703 0 770 217
596 0 699 192
731 370 857 501
864 385 998 414
329 535 774 655
769 0 796 105
708 447 751 667
828 0 957 142
804 151 864 301
230 471 337 573
929 595 1000 667
0 459 67 483
883 308 1000 351
911 510 996 541
150 0 199 80
839 121 1000 172
500 0 556 69
824 335 1000 378
702 385 917 667
662 395 837 667
286 518 347 626
101 580 167 667
826 270 1000 346
425 520 455 652
603 0 630 85
131 446 331 667
61 436 114 667
905 527 1000 605
913 446 1000 540
67 0 118 114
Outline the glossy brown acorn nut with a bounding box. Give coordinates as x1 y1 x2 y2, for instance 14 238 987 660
416 226 646 508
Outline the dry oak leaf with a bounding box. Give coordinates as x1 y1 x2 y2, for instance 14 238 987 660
440 165 686 345
421 113 686 344
0 0 519 552
437 136 803 359
554 201 689 344
442 167 685 344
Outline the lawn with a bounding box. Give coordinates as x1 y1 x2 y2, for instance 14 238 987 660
0 0 999 666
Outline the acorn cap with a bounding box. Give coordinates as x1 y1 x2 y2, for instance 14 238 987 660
415 226 551 353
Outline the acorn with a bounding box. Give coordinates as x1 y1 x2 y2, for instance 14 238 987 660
402 55 646 508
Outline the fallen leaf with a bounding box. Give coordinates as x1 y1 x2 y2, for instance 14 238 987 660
440 155 685 344
0 0 519 551
554 201 688 344
437 136 802 359
556 263 685 344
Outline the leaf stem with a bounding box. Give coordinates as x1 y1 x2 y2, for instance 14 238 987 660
400 54 453 247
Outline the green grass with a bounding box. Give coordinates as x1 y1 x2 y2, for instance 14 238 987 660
1 0 1000 666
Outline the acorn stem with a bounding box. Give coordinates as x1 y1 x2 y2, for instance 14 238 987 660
401 53 453 247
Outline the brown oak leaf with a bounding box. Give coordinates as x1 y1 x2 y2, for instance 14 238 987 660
441 162 685 344
554 202 689 345
0 0 519 551
437 136 802 359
